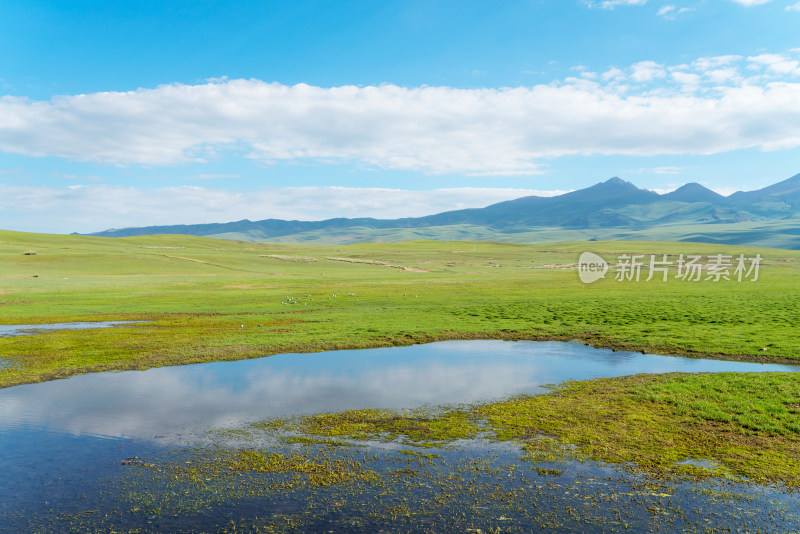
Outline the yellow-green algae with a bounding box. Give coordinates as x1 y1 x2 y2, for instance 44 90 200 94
266 407 481 447
478 372 800 487
37 382 800 534
257 372 800 489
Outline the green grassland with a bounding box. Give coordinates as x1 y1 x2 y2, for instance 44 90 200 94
1 229 800 389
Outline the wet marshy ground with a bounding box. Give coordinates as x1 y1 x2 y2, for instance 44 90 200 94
6 435 799 533
1 340 799 532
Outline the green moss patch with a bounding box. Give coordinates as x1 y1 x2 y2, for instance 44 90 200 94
266 407 481 447
477 372 800 487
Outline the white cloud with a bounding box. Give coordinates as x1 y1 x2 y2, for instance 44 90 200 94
657 5 693 18
692 55 743 71
788 2 800 10
705 68 743 84
748 53 800 75
0 185 570 234
690 56 746 84
2 52 800 178
625 166 684 177
729 0 771 5
193 173 243 180
670 71 701 90
585 0 647 8
601 67 626 81
651 166 683 174
2 82 552 176
630 61 667 82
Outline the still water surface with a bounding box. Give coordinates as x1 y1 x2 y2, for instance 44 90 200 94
2 339 798 440
1 339 799 531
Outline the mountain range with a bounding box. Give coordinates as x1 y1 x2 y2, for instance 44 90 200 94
88 172 800 250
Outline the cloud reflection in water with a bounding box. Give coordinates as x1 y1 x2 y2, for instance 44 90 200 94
1 340 797 442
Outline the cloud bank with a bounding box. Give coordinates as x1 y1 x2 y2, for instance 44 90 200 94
2 51 800 176
0 185 568 234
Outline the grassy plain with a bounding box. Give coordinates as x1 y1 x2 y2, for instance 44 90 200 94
1 229 800 388
3 229 800 531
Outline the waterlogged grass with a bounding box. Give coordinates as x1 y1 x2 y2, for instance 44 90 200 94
102 445 758 533
267 407 481 447
227 449 381 487
256 373 800 489
49 373 799 532
480 373 800 488
2 230 800 387
10 371 800 531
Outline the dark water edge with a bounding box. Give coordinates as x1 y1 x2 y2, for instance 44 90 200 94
2 340 799 532
3 439 799 533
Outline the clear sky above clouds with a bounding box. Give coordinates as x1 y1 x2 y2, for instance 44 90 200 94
1 0 800 232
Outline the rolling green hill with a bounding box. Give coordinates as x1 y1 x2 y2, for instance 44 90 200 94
87 173 800 249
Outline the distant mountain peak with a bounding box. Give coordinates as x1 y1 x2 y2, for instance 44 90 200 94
85 172 800 248
591 177 651 194
663 182 725 203
603 176 636 187
676 182 706 189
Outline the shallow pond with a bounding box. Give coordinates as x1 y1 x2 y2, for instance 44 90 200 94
0 320 141 338
2 339 797 441
1 340 799 532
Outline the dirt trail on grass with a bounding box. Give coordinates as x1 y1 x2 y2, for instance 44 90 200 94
326 257 429 272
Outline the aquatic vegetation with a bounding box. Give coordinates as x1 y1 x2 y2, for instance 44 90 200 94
269 407 481 447
40 415 799 533
250 372 800 489
7 370 800 532
478 373 800 488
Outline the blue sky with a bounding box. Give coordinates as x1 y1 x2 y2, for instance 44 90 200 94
2 0 800 232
